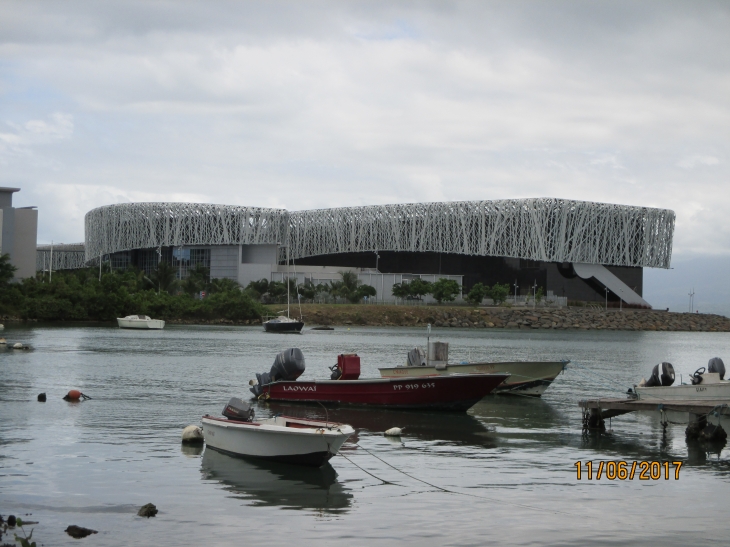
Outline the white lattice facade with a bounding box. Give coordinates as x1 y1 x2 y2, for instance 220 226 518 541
81 198 674 269
84 202 288 263
288 199 674 268
36 243 87 272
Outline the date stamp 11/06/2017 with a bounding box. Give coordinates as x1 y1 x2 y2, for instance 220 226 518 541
574 461 683 481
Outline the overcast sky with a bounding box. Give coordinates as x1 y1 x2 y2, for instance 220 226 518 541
1 1 728 310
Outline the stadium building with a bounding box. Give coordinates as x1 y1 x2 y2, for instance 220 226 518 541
39 198 675 306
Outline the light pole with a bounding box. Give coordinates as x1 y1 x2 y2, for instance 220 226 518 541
157 246 162 295
513 280 519 305
605 287 609 311
533 280 537 309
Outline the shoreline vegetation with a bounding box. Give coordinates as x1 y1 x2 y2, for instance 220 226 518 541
4 304 729 332
1 257 728 332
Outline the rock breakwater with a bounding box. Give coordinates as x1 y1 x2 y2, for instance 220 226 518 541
298 305 730 332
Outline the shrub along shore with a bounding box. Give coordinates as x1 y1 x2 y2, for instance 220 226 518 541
1 256 727 331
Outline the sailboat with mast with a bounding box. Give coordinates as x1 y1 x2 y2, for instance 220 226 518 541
263 245 305 333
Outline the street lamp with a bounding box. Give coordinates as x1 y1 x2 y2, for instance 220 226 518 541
533 280 537 309
513 280 519 305
604 287 609 311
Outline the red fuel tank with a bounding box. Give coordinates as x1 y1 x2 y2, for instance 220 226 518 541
337 354 361 380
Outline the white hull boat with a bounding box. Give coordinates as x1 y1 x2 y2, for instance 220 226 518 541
202 412 354 467
633 359 730 402
379 360 568 397
636 373 730 401
117 315 165 329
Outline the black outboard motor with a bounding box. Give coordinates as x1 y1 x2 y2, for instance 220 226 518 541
250 348 306 397
644 362 675 387
708 357 726 380
271 348 306 381
223 397 255 421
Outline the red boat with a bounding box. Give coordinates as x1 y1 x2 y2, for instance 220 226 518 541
251 353 509 412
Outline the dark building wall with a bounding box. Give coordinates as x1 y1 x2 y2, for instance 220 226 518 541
296 251 642 302
546 263 642 302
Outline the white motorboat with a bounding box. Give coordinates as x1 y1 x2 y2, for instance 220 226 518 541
633 358 730 401
378 344 568 397
116 315 165 329
201 398 354 467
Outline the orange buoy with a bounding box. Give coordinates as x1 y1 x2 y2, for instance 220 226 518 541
64 390 82 401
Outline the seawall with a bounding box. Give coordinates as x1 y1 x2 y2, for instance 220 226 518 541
295 304 730 332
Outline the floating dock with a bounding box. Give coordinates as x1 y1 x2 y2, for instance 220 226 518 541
578 398 730 441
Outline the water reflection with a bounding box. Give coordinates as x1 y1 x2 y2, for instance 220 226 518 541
262 401 497 447
181 444 204 458
469 395 564 429
201 448 352 513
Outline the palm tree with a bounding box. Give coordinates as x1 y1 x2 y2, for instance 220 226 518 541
147 261 178 294
208 277 240 293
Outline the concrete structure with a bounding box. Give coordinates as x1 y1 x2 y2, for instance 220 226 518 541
41 197 675 306
1 187 38 280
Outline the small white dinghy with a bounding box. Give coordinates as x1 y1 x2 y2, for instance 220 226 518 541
116 315 165 330
202 398 354 467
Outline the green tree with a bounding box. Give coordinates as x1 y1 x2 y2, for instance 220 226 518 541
356 284 377 301
208 277 240 294
297 280 317 301
466 282 487 305
335 271 364 303
266 280 287 302
0 253 17 285
430 278 460 304
391 282 410 300
245 278 270 299
489 283 510 305
409 278 432 300
148 261 178 294
181 264 209 296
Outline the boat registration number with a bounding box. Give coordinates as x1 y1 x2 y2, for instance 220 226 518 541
393 383 436 390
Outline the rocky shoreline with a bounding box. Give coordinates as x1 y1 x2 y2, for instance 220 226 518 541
298 305 730 332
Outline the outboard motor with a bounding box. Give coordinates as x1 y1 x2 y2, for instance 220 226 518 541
223 397 255 421
708 357 726 380
407 347 427 367
644 362 675 387
271 348 306 382
250 348 306 397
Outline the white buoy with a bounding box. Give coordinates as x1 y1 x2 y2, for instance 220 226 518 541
0 337 6 345
182 425 204 444
12 342 23 349
384 427 403 436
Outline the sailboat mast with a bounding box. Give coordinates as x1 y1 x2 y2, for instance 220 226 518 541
286 244 290 318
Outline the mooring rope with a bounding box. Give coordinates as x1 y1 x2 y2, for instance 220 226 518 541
341 442 573 516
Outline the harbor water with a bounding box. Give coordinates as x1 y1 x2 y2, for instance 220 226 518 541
1 324 729 546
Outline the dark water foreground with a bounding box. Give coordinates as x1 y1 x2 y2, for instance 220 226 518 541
1 325 729 546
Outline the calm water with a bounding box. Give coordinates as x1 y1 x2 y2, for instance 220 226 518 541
1 324 729 546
